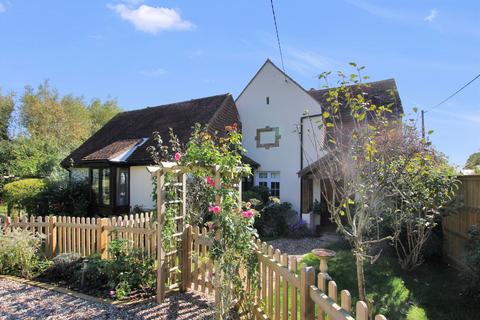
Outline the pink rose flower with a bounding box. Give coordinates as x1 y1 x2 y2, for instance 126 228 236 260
208 205 221 215
109 290 115 297
205 176 215 187
242 210 254 219
174 152 182 161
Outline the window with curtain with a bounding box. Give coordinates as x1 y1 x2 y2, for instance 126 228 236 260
91 169 100 204
116 168 129 206
101 168 111 205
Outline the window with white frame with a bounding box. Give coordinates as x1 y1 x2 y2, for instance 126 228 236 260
257 171 280 198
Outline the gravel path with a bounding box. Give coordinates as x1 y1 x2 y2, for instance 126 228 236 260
267 234 341 258
0 279 215 320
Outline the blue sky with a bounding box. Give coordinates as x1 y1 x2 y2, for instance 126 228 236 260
0 0 479 167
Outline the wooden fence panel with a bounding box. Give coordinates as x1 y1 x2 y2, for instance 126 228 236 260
443 176 480 269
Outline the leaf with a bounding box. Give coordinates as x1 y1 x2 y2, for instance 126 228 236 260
326 122 334 128
322 111 330 119
428 130 434 135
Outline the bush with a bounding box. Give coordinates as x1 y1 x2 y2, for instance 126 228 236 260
0 227 49 278
36 179 90 216
52 252 83 281
463 225 480 300
254 200 297 238
80 238 156 299
3 178 45 214
243 185 270 203
287 217 312 238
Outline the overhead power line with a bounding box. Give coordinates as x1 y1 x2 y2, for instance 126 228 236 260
421 72 480 138
427 73 480 112
269 0 286 75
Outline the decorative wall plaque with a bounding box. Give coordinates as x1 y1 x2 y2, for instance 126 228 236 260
255 126 281 149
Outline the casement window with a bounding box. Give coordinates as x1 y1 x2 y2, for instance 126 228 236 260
91 169 100 204
90 168 111 205
257 171 280 198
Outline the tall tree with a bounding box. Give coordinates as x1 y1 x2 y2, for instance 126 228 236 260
0 90 15 141
88 99 122 135
465 151 480 171
9 81 121 179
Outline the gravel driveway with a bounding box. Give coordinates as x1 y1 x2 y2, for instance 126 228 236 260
0 279 215 320
266 234 341 258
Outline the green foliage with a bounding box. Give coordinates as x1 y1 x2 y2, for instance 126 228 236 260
79 238 156 299
243 185 270 203
463 226 480 300
0 90 14 140
254 200 297 238
0 227 50 278
0 82 121 181
382 147 459 270
51 252 83 281
465 151 480 170
407 306 428 320
36 179 90 216
301 244 480 320
3 178 46 214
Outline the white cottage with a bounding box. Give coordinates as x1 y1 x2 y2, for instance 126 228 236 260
63 59 402 229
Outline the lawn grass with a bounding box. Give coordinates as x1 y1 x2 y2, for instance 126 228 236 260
300 241 480 320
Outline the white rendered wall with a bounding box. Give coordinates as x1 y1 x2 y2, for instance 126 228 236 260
236 61 324 213
130 166 155 210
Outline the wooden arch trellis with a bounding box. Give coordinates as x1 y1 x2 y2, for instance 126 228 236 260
148 161 241 304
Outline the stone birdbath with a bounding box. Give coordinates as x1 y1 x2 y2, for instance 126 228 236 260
311 248 336 281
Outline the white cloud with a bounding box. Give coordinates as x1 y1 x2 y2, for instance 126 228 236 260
140 68 167 77
424 9 438 23
108 3 195 34
0 2 7 13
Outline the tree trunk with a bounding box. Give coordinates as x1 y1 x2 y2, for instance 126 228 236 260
355 253 367 302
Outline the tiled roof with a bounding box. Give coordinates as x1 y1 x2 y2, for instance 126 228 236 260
62 93 240 167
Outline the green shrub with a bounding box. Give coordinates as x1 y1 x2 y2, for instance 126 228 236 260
407 306 428 320
243 185 270 203
300 249 412 318
3 178 45 214
36 179 90 216
254 201 296 238
463 225 480 300
0 227 49 278
80 238 156 299
52 252 83 281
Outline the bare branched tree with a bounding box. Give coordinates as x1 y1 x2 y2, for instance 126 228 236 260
301 65 401 301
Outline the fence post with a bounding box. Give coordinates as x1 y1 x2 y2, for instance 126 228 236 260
181 224 192 292
49 216 57 258
97 218 109 259
356 301 369 320
300 266 315 320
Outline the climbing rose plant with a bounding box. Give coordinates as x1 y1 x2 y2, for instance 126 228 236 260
149 124 259 319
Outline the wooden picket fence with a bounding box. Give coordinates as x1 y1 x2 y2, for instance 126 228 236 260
1 214 387 319
184 225 387 320
0 212 157 259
